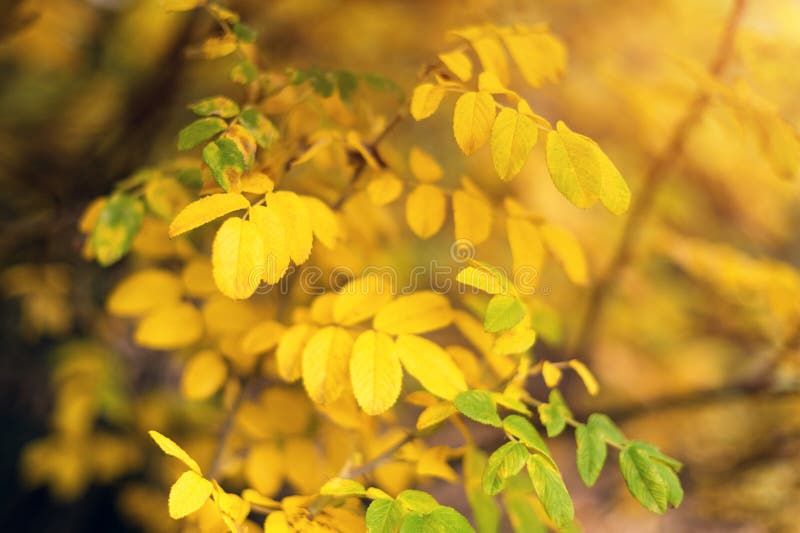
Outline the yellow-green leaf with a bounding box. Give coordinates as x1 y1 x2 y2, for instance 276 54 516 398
490 107 538 181
373 291 453 335
212 217 265 299
395 334 467 400
453 91 496 155
456 265 507 294
545 121 630 214
168 470 213 519
169 193 250 237
302 326 353 404
350 331 402 415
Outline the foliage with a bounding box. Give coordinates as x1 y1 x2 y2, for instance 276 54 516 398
6 0 800 531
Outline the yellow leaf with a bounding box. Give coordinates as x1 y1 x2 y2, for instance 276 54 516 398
264 511 291 532
301 195 339 249
507 218 545 292
453 91 496 155
417 446 459 482
107 268 183 317
406 184 446 239
181 350 228 400
135 303 204 350
249 205 290 285
182 258 217 297
542 361 562 388
456 265 507 294
244 443 284 496
568 359 599 396
202 35 237 59
446 345 483 388
367 171 404 206
79 197 107 234
276 324 317 382
332 274 394 326
241 320 285 356
349 330 402 415
148 430 203 474
409 147 443 183
373 291 453 335
416 402 458 431
453 310 494 356
453 29 509 85
168 470 213 519
145 177 191 219
453 189 492 246
162 0 200 12
239 171 275 194
410 83 445 121
490 107 538 181
302 326 353 404
310 292 337 325
169 193 250 237
540 224 588 285
493 322 536 356
438 49 473 81
501 27 567 88
545 121 630 214
395 334 467 400
212 217 265 299
267 191 313 265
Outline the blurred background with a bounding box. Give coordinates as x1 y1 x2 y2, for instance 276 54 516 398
1 0 799 531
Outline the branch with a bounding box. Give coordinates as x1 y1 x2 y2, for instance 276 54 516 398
569 0 748 358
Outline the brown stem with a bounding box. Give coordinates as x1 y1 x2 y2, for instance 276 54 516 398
570 0 747 359
207 376 250 479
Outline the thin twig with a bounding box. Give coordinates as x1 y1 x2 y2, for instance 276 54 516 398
208 376 251 479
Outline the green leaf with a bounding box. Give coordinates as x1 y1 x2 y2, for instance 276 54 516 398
419 506 476 533
232 23 257 43
575 423 607 486
545 121 630 214
189 97 240 118
397 490 438 514
652 460 684 508
399 512 424 533
483 294 525 333
202 137 246 191
502 415 550 458
92 193 144 266
335 70 358 102
366 498 405 533
526 454 574 528
178 117 227 150
502 492 546 533
310 71 334 97
619 442 668 514
239 107 280 149
482 441 529 496
634 441 683 471
536 390 571 437
230 60 258 84
463 447 500 533
454 391 502 427
362 73 404 100
177 167 203 188
586 413 626 447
